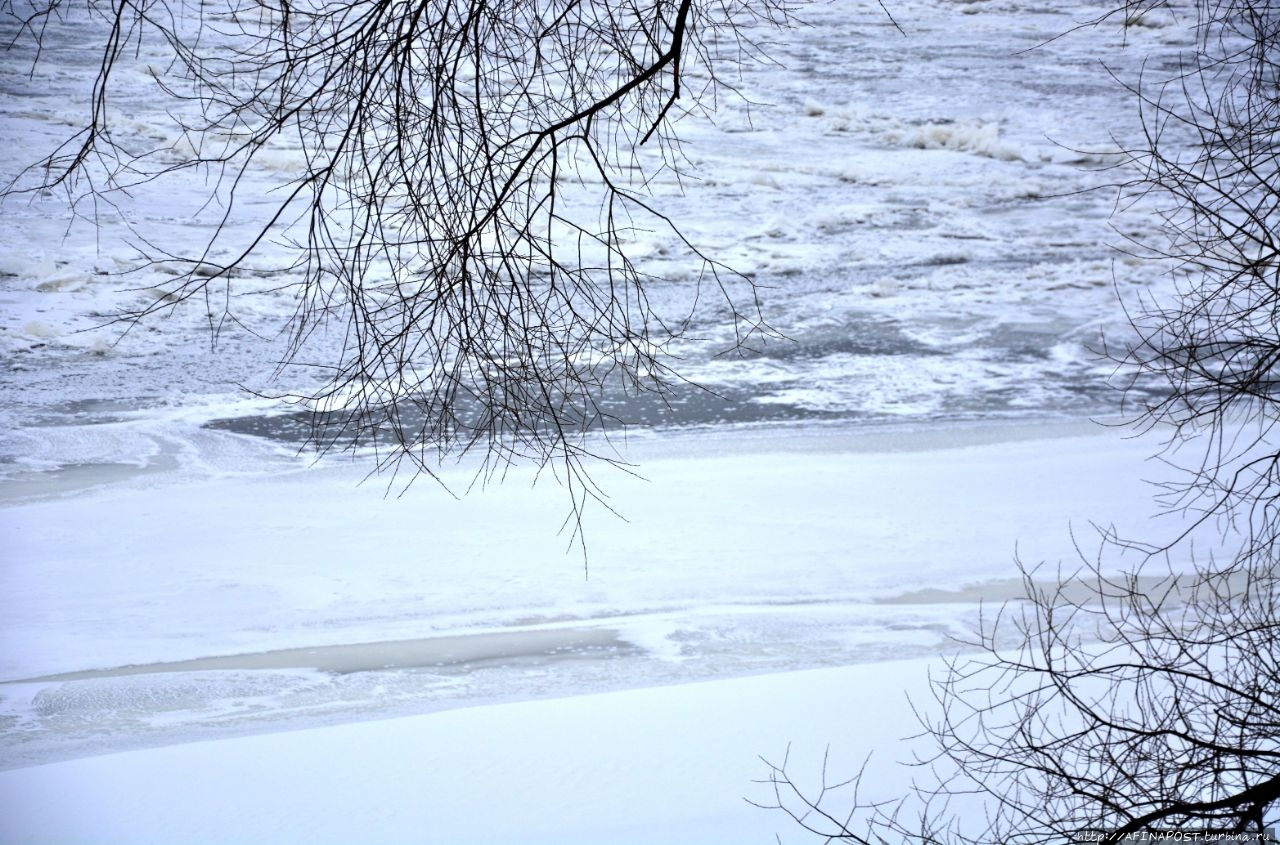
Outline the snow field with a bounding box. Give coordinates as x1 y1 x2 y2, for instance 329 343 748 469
0 657 938 845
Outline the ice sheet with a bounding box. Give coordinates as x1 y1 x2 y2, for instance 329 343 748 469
0 421 1223 770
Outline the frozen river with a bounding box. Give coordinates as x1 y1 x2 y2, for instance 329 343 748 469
0 420 1177 772
0 0 1203 809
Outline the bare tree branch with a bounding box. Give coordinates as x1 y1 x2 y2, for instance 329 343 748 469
760 3 1280 840
2 0 799 544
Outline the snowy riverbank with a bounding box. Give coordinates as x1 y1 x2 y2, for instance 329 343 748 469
0 417 1207 845
2 652 942 845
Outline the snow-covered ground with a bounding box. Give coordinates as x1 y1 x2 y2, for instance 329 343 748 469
2 417 1226 841
0 422 1204 841
1 655 940 845
0 0 1221 842
0 421 1163 756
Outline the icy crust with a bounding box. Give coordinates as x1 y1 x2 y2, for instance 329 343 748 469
0 421 1232 769
0 601 977 771
0 0 1196 463
0 0 1218 775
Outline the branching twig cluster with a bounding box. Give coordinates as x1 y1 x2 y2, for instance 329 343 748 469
1110 0 1280 567
2 0 797 539
758 554 1280 844
759 3 1280 840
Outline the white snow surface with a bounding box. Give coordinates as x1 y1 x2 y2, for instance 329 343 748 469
0 422 1217 842
2 657 937 845
0 0 1232 842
